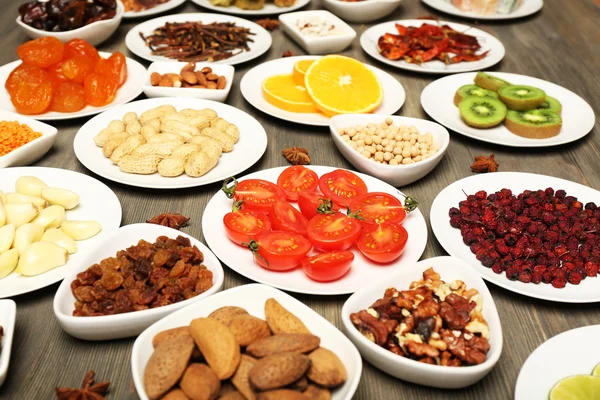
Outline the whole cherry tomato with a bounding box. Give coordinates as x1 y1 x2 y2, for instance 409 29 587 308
222 177 286 214
301 251 354 282
17 37 64 68
247 231 312 271
63 39 100 64
350 192 418 226
297 191 342 220
83 73 118 107
276 165 319 201
269 201 309 237
318 169 368 207
50 82 86 113
62 56 95 84
307 212 362 252
95 52 127 87
356 222 408 264
223 201 271 246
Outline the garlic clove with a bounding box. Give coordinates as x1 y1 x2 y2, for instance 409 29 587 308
61 220 102 241
0 190 6 205
0 224 15 253
4 203 39 228
13 223 44 255
41 188 80 210
31 205 65 230
0 203 5 227
0 249 19 279
41 228 77 254
17 241 68 276
15 176 48 197
5 192 47 209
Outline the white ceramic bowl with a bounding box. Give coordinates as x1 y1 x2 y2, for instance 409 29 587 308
279 10 356 55
330 114 449 187
0 110 57 168
341 256 503 389
0 300 16 387
53 223 225 341
132 283 362 400
143 62 234 102
16 1 124 46
322 0 402 23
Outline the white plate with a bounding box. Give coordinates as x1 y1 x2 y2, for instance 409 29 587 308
0 53 145 121
202 165 428 295
73 97 268 189
53 223 225 340
123 0 187 19
421 72 595 147
430 172 600 303
515 325 600 400
360 19 505 74
0 167 122 299
125 13 272 65
131 283 362 400
0 111 57 168
342 256 502 388
421 0 543 20
0 299 16 387
240 56 406 127
192 0 310 15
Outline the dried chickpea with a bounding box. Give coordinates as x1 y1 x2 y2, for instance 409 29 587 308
361 151 371 158
350 142 358 150
402 148 411 158
376 145 383 152
342 134 350 142
402 158 413 165
337 128 345 135
385 117 393 125
364 136 373 145
393 147 402 155
373 136 382 145
381 138 389 146
414 156 422 162
374 152 384 162
357 146 365 153
384 144 394 153
356 125 364 132
384 152 393 162
356 139 365 147
389 159 399 165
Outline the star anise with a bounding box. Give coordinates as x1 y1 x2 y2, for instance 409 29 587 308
56 370 110 400
256 18 280 31
281 50 294 58
471 154 499 173
282 146 310 165
147 213 190 229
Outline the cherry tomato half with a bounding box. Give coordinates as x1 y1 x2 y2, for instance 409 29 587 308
222 178 286 214
307 213 362 252
223 203 271 246
248 231 312 271
269 201 309 237
276 165 319 201
357 222 408 264
318 169 368 207
301 251 354 282
297 191 342 220
350 192 407 226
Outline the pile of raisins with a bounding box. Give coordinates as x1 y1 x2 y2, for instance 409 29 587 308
449 188 600 288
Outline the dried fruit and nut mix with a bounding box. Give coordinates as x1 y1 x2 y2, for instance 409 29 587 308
143 298 347 399
0 121 42 157
337 118 440 165
70 235 213 316
150 62 228 90
449 188 600 288
351 268 491 367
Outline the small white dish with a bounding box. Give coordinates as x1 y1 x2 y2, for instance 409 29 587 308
123 0 187 19
131 283 362 400
279 10 356 55
360 19 505 74
0 300 16 387
0 110 57 168
191 0 310 16
330 114 449 187
16 0 124 46
240 55 405 127
144 62 234 102
421 0 543 21
53 223 225 341
341 256 503 388
515 325 600 400
322 0 402 23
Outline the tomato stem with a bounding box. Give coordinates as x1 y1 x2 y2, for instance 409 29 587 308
401 194 419 213
316 198 335 215
245 240 269 268
221 177 238 199
346 206 364 220
231 200 244 212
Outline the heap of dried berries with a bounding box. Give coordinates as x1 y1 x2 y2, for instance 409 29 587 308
257 18 280 31
147 213 190 230
56 370 109 400
281 50 294 58
282 146 310 165
471 154 499 173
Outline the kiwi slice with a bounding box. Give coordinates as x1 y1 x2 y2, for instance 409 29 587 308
498 85 546 111
505 109 562 139
473 72 511 92
453 85 499 106
459 97 507 129
536 96 562 115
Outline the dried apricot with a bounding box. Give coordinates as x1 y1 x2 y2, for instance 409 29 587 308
83 73 117 107
45 61 68 91
63 39 100 64
10 79 53 115
5 64 46 94
95 52 127 87
17 37 64 68
50 82 86 113
62 56 95 84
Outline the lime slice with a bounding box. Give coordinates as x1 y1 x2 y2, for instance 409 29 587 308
549 375 600 400
592 363 600 376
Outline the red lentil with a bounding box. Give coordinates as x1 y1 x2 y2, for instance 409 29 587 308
0 120 42 156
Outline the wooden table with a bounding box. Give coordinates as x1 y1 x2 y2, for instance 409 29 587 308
1 0 599 398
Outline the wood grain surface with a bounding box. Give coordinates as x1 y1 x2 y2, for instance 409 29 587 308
1 0 599 398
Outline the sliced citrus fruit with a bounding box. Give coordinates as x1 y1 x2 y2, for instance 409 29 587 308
592 363 600 376
549 375 600 400
262 74 318 113
304 55 383 117
292 59 315 86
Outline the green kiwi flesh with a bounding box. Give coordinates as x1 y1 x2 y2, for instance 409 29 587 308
505 109 562 139
459 96 507 129
536 96 562 115
453 85 499 106
498 85 546 111
473 72 511 92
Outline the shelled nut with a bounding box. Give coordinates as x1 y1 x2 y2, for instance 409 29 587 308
150 62 227 90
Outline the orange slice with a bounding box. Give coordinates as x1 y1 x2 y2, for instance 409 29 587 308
262 74 318 113
304 55 383 117
292 59 315 86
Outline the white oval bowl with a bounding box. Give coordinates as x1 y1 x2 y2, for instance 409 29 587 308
131 283 362 400
16 1 124 46
143 62 234 102
0 110 57 168
341 256 503 389
53 223 225 341
0 299 16 387
322 0 401 23
330 114 449 187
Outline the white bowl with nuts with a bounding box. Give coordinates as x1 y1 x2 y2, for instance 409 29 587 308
330 114 449 187
143 62 234 103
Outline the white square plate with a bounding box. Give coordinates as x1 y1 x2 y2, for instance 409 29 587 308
0 299 16 387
